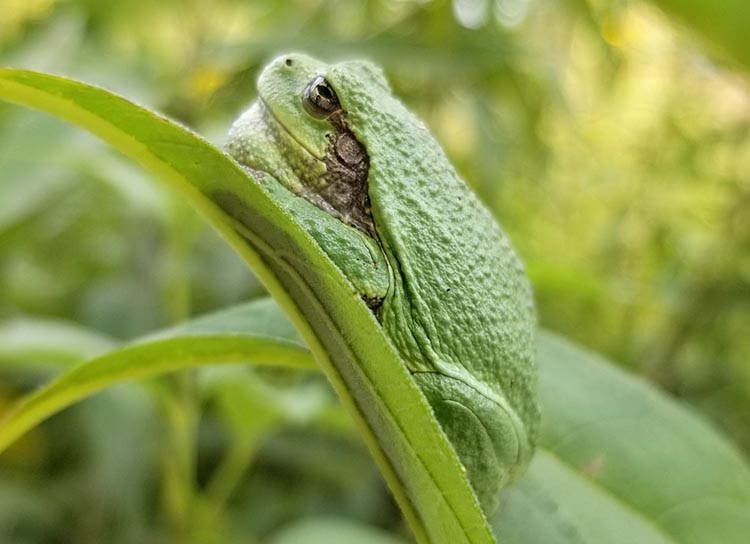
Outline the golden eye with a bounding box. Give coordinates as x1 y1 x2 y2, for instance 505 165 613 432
303 76 340 118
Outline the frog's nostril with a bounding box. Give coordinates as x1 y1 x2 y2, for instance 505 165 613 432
285 58 294 67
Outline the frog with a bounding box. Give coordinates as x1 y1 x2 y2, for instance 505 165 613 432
225 53 539 515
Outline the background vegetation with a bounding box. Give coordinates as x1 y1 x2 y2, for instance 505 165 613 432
0 0 748 542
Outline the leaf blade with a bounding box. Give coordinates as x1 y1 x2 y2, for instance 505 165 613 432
0 69 493 544
0 333 314 454
493 332 750 544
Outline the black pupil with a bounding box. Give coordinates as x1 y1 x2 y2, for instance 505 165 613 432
303 77 339 118
317 84 333 100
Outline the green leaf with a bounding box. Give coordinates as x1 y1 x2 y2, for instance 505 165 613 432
267 516 409 544
492 332 750 544
649 0 750 68
0 317 117 370
0 69 493 544
0 327 314 456
3 300 748 543
0 114 78 237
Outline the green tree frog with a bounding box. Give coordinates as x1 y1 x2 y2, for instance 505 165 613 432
226 53 539 514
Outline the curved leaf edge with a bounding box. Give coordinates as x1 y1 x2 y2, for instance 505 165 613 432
0 68 493 544
0 333 315 453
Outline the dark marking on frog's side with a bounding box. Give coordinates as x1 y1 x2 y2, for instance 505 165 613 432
305 109 375 238
363 293 384 318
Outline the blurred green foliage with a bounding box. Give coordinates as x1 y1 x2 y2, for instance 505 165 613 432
1 0 748 542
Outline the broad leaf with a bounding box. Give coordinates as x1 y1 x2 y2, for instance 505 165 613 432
494 333 750 544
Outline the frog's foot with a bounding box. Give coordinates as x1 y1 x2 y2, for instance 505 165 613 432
411 372 529 515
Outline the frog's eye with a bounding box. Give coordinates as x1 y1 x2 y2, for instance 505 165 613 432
303 76 340 118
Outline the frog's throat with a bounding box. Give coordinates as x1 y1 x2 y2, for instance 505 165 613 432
252 99 377 238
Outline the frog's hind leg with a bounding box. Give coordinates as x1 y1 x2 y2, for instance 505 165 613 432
411 372 525 515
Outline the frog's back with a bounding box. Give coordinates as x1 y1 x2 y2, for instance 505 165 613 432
328 62 539 454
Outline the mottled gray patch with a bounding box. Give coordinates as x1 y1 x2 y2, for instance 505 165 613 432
313 109 375 237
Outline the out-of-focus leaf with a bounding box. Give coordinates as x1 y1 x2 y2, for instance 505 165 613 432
0 310 315 454
74 387 161 544
0 317 116 370
493 332 750 544
650 0 750 68
0 167 72 237
0 481 59 544
164 297 301 342
0 114 78 236
267 516 408 544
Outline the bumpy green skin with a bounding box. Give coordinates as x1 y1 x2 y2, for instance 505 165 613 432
226 54 539 514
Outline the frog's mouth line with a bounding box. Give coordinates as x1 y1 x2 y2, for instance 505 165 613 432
258 97 326 162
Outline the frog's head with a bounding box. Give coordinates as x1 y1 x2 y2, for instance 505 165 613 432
226 53 389 234
254 53 390 154
253 53 332 160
